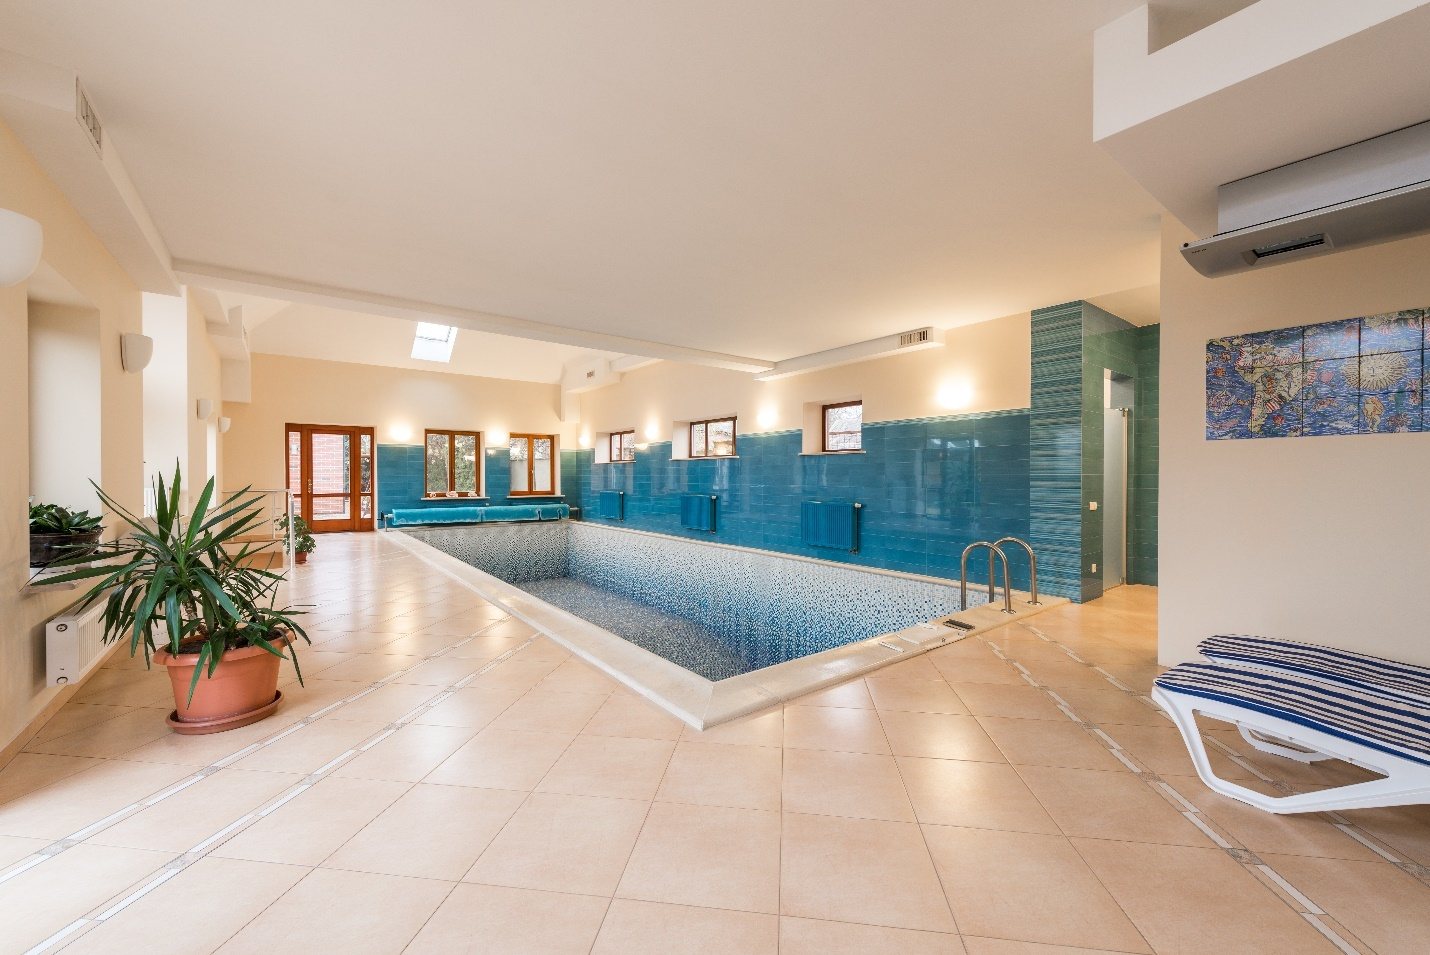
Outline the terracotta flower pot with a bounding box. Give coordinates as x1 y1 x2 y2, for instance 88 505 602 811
154 632 289 735
295 550 308 564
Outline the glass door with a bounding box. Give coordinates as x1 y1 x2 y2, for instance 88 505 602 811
286 424 376 533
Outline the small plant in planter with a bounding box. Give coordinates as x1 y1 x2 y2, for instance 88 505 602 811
40 465 310 735
275 512 316 564
28 500 104 568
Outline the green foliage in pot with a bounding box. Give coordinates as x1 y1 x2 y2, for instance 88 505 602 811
38 464 311 703
28 500 104 535
275 512 316 555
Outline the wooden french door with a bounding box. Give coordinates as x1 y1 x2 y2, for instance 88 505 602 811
286 424 376 532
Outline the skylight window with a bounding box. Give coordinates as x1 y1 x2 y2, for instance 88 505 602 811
411 322 457 362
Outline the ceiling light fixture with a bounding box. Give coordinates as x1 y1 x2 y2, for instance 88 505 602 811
411 322 457 362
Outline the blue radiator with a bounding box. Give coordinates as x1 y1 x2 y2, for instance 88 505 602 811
801 501 861 552
680 494 718 532
596 490 624 521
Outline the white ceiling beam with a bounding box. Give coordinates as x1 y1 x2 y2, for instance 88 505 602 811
173 258 774 374
752 327 944 381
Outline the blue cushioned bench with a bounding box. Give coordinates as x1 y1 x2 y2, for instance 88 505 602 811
1198 634 1430 705
385 503 570 528
1153 661 1430 814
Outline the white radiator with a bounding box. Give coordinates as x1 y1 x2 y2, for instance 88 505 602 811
46 600 111 687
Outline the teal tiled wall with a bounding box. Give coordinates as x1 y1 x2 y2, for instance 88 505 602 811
1029 302 1086 600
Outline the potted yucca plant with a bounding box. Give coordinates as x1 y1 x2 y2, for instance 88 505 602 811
29 500 104 568
39 464 310 735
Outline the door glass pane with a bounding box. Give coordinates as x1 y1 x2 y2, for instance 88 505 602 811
454 434 478 493
287 431 302 492
621 432 634 460
425 432 450 494
509 437 529 493
824 403 863 451
360 434 373 493
533 438 552 493
312 434 352 493
609 433 620 461
312 496 351 519
709 418 735 456
360 496 373 519
690 422 706 457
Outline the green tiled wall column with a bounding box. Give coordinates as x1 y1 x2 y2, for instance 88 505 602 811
1031 302 1160 602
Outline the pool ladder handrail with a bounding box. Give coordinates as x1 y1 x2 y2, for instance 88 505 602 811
992 536 1041 606
960 542 1016 615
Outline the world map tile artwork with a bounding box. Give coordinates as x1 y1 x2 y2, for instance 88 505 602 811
1207 308 1427 439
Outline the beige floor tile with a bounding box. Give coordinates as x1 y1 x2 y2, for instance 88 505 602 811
1103 724 1258 781
486 689 607 735
446 634 529 660
425 728 574 790
867 678 969 715
90 768 301 853
1163 776 1384 861
475 658 565 691
617 801 781 913
582 693 687 740
387 654 487 686
780 917 965 954
482 618 539 640
31 703 139 744
63 856 309 955
870 655 948 682
1017 765 1209 847
1339 803 1430 867
656 741 783 811
1019 660 1115 691
330 723 477 782
0 758 194 840
536 734 675 800
284 648 359 677
781 811 955 932
118 711 302 768
1072 838 1340 955
0 833 49 869
324 783 524 880
949 682 1064 720
680 706 783 747
899 756 1060 833
784 704 890 754
1260 854 1430 955
404 883 609 954
213 775 409 866
0 843 175 955
411 685 524 729
923 826 1149 953
265 677 369 719
881 711 1005 762
535 660 620 694
73 669 173 708
464 791 649 896
512 637 573 662
306 630 404 653
1054 688 1167 727
790 678 875 709
229 718 390 774
311 652 423 684
977 717 1123 771
0 752 104 805
375 632 470 656
930 657 1025 686
325 681 440 723
24 707 175 759
960 939 1138 955
592 898 779 955
783 748 915 821
215 866 451 954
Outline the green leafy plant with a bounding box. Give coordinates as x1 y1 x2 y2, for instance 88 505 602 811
275 512 316 555
28 500 104 535
39 464 310 703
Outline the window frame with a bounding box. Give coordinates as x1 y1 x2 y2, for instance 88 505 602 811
423 429 484 498
689 416 737 458
509 433 558 496
609 430 636 463
821 401 864 453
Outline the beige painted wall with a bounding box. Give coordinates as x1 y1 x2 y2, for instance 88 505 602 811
142 291 189 492
223 353 568 492
187 292 224 493
1 118 145 757
1160 217 1430 666
579 313 1032 441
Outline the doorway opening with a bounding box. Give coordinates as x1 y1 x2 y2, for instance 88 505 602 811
1103 371 1133 589
285 424 376 532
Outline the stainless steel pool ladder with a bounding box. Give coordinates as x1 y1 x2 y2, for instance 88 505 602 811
993 536 1041 606
960 542 1016 614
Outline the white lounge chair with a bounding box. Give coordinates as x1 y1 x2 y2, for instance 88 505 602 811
1198 634 1430 705
1152 662 1430 814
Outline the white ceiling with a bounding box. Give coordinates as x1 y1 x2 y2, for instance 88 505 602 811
248 302 617 384
0 1 1220 361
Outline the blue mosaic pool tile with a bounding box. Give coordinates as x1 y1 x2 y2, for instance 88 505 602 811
1359 310 1424 355
1303 318 1361 360
1362 391 1423 433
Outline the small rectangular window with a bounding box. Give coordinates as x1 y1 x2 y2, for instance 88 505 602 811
609 430 635 462
822 401 863 452
510 434 557 495
689 417 736 457
425 429 482 496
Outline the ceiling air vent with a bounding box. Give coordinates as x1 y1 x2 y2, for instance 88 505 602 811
75 80 102 157
586 370 596 379
898 328 933 348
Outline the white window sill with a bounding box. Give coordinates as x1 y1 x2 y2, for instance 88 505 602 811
799 450 867 456
672 455 740 461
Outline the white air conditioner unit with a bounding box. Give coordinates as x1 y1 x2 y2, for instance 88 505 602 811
1181 120 1430 278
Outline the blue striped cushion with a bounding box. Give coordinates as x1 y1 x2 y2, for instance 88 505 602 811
1156 663 1430 767
1199 635 1430 704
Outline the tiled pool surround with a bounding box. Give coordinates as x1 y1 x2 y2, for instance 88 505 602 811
396 522 1063 727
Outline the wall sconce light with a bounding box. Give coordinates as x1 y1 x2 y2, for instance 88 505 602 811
217 416 232 434
120 333 154 374
936 381 974 410
756 406 777 429
644 424 660 441
196 398 215 420
487 430 509 446
635 443 650 451
579 432 591 448
0 209 43 287
390 424 413 442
